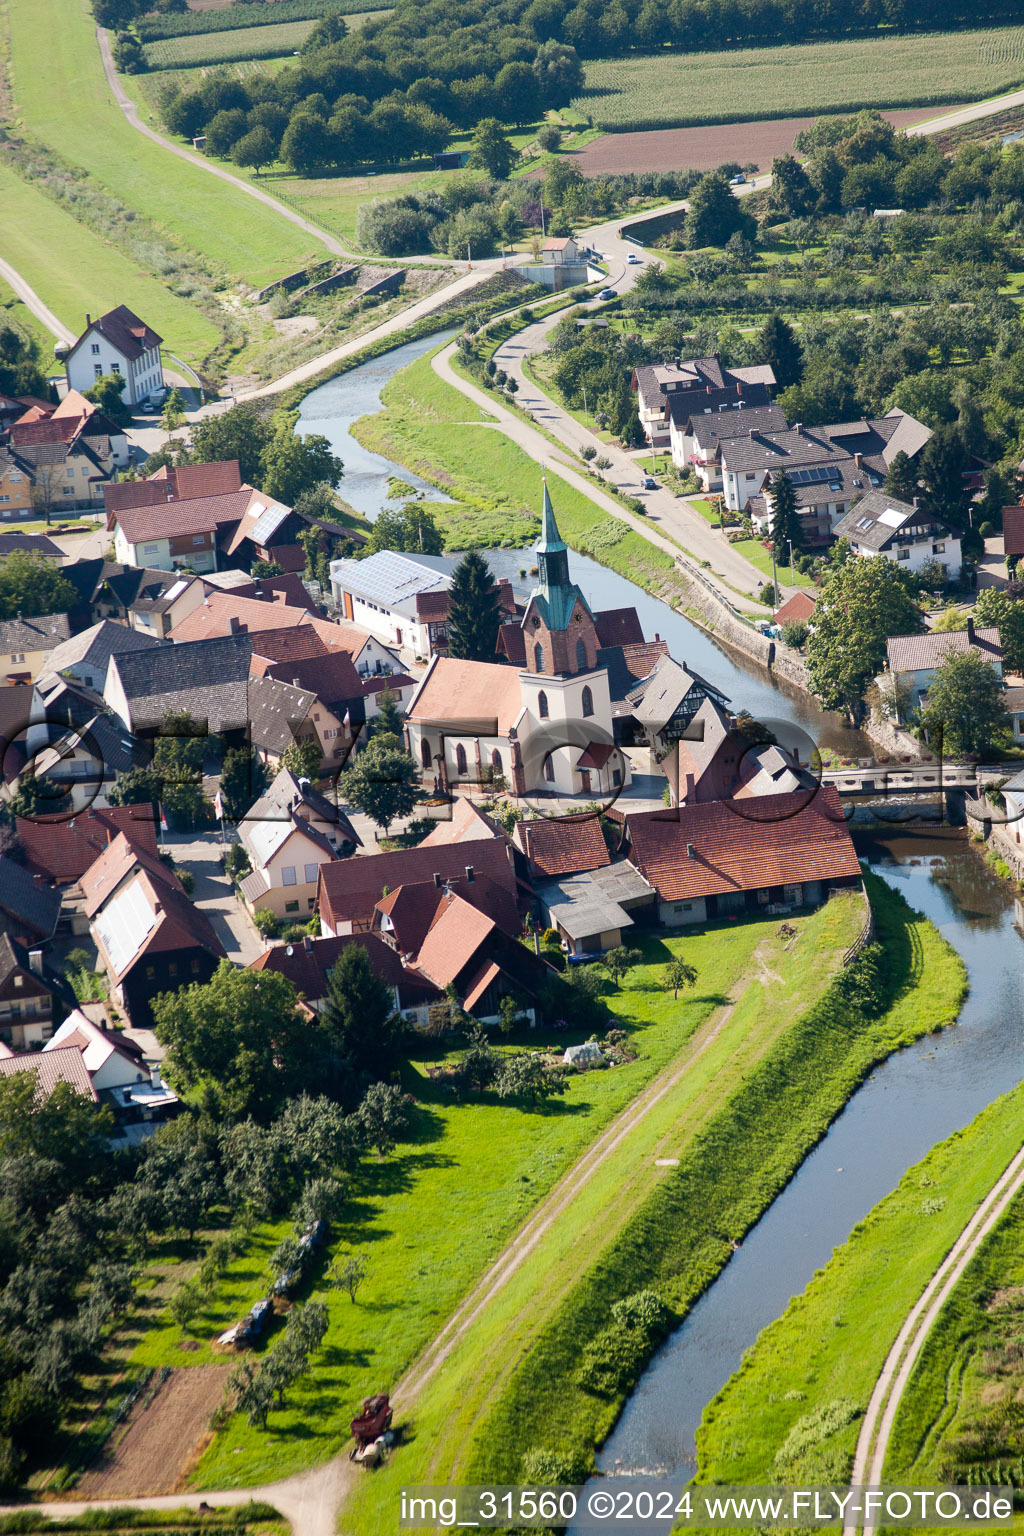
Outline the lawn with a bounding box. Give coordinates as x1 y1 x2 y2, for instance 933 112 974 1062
0 161 222 364
123 918 789 1489
730 534 817 588
5 0 319 285
576 26 1024 130
343 880 964 1533
696 1077 1024 1490
0 277 62 358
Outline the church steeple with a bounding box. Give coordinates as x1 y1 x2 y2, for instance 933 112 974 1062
536 478 571 599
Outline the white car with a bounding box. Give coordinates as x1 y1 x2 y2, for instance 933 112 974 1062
627 253 643 264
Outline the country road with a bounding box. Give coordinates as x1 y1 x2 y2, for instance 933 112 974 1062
844 1136 1024 1534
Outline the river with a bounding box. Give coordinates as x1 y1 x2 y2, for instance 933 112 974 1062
296 338 865 759
568 829 1024 1532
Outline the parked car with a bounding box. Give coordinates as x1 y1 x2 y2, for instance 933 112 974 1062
642 475 657 489
598 288 616 300
627 253 643 264
730 173 746 185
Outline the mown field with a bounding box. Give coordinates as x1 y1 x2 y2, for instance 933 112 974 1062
5 0 319 286
143 11 383 69
576 26 1024 129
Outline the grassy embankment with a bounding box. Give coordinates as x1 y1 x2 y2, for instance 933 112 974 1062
0 1509 285 1534
696 1076 1024 1494
105 916 791 1489
576 27 1024 130
2 0 320 364
340 879 965 1534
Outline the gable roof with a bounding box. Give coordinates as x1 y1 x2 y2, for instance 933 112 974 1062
80 829 184 918
0 613 71 654
90 859 225 979
625 787 861 903
832 489 950 551
886 626 1002 675
16 805 158 883
242 764 360 843
42 619 166 682
773 590 817 628
418 797 500 847
169 590 313 643
265 650 363 712
0 859 61 939
0 1044 97 1102
1003 506 1024 558
593 608 645 647
0 533 61 559
514 814 611 878
329 550 451 619
249 932 422 1002
110 488 252 547
407 655 524 735
249 625 332 667
71 305 162 363
0 932 49 991
45 1009 147 1073
246 672 317 756
414 890 496 988
108 633 252 732
318 836 518 931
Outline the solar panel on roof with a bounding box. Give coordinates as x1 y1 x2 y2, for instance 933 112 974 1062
249 501 291 545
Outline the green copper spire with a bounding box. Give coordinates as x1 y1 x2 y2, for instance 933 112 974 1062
538 477 567 554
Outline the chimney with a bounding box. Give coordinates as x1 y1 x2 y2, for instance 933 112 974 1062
86 314 91 327
967 616 976 643
736 381 741 394
293 676 300 686
854 452 862 467
303 934 313 953
912 495 920 510
794 422 804 434
433 871 441 887
254 582 263 600
228 615 240 634
654 632 660 642
465 864 475 883
686 842 697 859
28 949 43 977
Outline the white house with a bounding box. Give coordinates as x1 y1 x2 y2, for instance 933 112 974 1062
832 490 961 580
237 767 360 922
631 355 776 448
882 621 1002 724
64 306 164 409
329 550 516 660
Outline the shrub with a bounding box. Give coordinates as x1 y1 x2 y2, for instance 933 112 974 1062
172 866 195 895
537 125 562 153
521 1445 592 1484
781 620 809 649
576 1290 674 1396
759 582 779 605
253 908 280 939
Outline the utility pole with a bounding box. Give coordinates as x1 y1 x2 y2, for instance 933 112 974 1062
770 543 778 613
581 382 589 428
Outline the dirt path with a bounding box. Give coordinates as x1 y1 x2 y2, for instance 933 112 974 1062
844 1136 1024 1533
0 255 73 345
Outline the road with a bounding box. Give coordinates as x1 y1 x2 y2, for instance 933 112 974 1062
0 256 73 346
908 88 1024 137
845 1135 1024 1534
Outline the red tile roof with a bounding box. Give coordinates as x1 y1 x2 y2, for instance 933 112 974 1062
515 814 611 877
170 591 313 642
408 656 524 735
419 797 500 847
626 786 860 902
265 650 363 709
594 608 645 646
111 489 252 545
104 461 242 515
1005 506 1024 558
0 1044 97 1101
318 836 518 931
249 932 429 1003
773 590 818 627
229 575 312 609
16 805 158 883
415 891 495 988
248 625 331 670
80 830 183 918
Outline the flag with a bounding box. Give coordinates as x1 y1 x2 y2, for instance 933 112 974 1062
214 788 224 820
342 709 350 729
159 803 168 832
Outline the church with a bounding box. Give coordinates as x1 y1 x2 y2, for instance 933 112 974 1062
404 485 639 801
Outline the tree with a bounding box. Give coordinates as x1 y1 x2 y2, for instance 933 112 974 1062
975 588 1024 674
106 765 162 813
446 551 502 662
495 60 542 126
781 620 809 650
0 553 75 621
281 735 323 783
0 325 48 399
806 557 925 722
759 313 803 389
151 961 309 1122
918 424 972 529
338 734 419 836
330 1252 367 1302
232 125 276 174
603 945 641 986
768 472 802 564
884 449 920 503
685 171 755 250
229 1360 273 1429
768 154 814 218
919 648 1010 758
153 710 207 827
494 1052 567 1106
161 388 187 434
7 772 64 820
188 403 272 487
261 422 342 505
369 501 443 556
353 1082 411 1156
83 373 132 427
665 958 697 999
320 944 404 1084
219 745 268 820
469 118 515 180
371 688 403 741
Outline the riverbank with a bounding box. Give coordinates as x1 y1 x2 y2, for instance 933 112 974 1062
340 879 964 1531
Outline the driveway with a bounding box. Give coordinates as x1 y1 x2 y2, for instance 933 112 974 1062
163 830 264 964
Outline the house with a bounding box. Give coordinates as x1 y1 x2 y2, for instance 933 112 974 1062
318 833 519 936
168 588 315 643
0 858 62 946
26 710 153 814
0 531 61 558
0 1044 97 1101
10 389 130 469
0 612 72 684
669 400 787 488
624 786 861 926
832 491 961 580
329 549 516 658
249 621 402 683
263 649 367 743
43 1010 178 1141
250 931 435 1017
247 671 351 773
882 621 1003 724
773 590 817 629
513 813 611 879
41 619 167 694
105 632 252 735
10 417 118 513
542 236 580 264
14 804 158 886
533 861 656 956
373 882 556 1028
632 355 776 448
59 561 189 634
83 832 225 1028
237 766 360 921
64 305 164 408
0 447 36 519
108 486 253 574
0 933 59 1049
418 795 501 848
405 487 630 799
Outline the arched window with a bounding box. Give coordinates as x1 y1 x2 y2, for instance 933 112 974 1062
538 690 549 719
421 738 431 769
544 753 555 782
455 743 467 775
576 638 587 671
581 685 594 718
534 642 544 673
491 749 502 771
